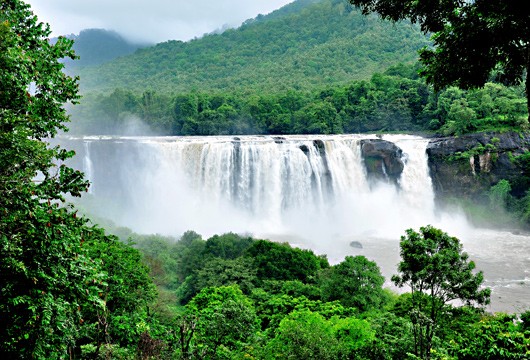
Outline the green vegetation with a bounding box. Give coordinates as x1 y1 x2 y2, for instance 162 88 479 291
66 0 528 137
70 67 528 136
349 0 530 122
0 2 154 358
60 29 150 70
465 175 530 229
3 0 530 358
76 0 429 94
392 226 491 359
122 228 528 360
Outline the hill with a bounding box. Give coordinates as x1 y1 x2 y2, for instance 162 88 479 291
59 29 151 70
77 0 430 94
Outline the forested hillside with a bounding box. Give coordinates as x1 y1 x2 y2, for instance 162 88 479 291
69 0 527 137
59 29 150 70
77 0 429 93
70 64 528 136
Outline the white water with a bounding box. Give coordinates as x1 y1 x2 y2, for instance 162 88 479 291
76 134 447 239
71 134 530 313
83 141 94 194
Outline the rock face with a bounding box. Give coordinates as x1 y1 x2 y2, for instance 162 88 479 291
427 131 530 201
360 139 404 184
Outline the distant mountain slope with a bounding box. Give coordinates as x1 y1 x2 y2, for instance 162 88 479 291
78 0 430 93
60 29 150 70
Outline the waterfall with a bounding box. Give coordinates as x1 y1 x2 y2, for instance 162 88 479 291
82 141 94 194
69 134 444 242
66 134 530 314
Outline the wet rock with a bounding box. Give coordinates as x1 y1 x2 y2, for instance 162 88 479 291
360 139 404 184
427 131 530 200
350 241 363 249
313 139 326 155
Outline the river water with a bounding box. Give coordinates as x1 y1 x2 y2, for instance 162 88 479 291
63 134 530 313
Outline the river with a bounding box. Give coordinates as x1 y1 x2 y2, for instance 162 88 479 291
62 134 530 313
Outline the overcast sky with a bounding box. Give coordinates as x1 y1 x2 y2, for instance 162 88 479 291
26 0 295 44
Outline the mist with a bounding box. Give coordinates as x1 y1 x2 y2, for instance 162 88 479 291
69 134 473 250
27 0 295 43
61 134 530 313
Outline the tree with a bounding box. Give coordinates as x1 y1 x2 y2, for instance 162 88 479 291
264 310 340 360
349 0 530 122
453 313 530 360
0 1 95 357
194 257 257 295
263 310 375 360
1 2 156 357
186 285 258 359
81 234 157 350
203 232 254 260
245 240 328 283
488 179 512 211
319 255 387 312
391 226 491 359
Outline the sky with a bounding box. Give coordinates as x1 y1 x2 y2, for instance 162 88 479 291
26 0 295 44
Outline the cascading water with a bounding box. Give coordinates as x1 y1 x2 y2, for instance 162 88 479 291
69 134 446 241
82 141 94 194
64 134 530 313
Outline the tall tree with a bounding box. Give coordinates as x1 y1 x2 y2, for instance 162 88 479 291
0 1 155 358
1 1 91 356
391 226 491 359
349 0 530 122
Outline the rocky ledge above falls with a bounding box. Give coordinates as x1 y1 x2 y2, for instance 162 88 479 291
427 131 530 200
360 139 404 185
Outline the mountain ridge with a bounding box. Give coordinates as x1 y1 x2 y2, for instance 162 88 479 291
76 0 430 94
54 28 151 70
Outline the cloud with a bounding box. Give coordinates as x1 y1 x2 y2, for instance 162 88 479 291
26 0 294 43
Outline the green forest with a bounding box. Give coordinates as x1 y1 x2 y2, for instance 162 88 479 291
67 0 528 138
2 0 530 359
75 0 429 94
70 65 528 137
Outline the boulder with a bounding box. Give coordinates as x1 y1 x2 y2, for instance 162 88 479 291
360 139 404 184
349 241 363 249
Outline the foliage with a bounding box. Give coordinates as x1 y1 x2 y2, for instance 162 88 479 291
348 0 530 121
66 0 529 136
392 226 491 359
319 255 388 312
451 313 530 359
0 2 159 358
0 1 95 357
186 285 258 359
69 69 528 136
263 309 340 359
203 232 254 259
488 179 512 211
263 309 375 359
194 257 257 295
365 310 415 359
80 233 158 348
76 0 429 94
250 290 355 332
245 239 328 283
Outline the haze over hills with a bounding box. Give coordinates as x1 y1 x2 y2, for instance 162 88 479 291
56 29 151 70
77 0 430 94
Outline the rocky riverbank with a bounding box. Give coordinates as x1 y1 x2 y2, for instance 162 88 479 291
426 131 530 201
